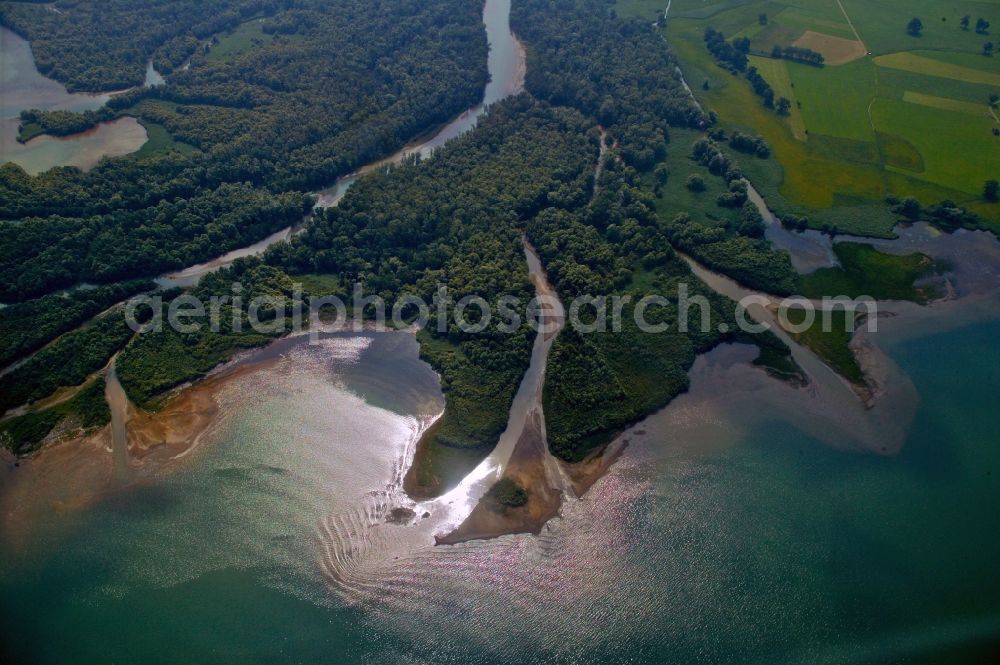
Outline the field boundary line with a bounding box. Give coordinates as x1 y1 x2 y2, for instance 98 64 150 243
836 0 866 52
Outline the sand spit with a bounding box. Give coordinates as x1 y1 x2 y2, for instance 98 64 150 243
436 412 562 545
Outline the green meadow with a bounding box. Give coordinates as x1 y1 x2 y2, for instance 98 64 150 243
206 18 304 63
748 55 807 139
132 120 198 159
781 307 863 384
649 127 740 225
207 19 269 62
616 0 1000 235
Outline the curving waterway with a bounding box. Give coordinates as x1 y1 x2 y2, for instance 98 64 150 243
104 359 130 483
156 0 526 289
312 0 525 208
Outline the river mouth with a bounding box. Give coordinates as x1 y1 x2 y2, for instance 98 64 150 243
2 291 997 663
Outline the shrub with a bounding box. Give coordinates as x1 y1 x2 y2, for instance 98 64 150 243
485 478 528 509
686 174 707 192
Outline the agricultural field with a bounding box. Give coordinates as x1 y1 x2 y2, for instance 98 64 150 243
618 0 1000 235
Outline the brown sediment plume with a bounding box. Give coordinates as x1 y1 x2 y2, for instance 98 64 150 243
435 418 629 545
436 411 562 545
0 358 275 545
0 425 113 547
559 436 630 499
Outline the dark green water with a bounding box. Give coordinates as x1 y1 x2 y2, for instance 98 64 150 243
1 312 998 663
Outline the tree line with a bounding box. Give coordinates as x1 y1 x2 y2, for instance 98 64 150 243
508 0 800 462
511 0 708 171
770 45 824 66
0 0 293 91
703 27 795 114
0 279 152 368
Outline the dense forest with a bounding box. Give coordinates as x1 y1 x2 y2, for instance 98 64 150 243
0 0 492 453
527 157 790 462
508 0 802 461
0 0 489 302
0 280 152 368
0 1 287 91
107 96 596 490
0 185 310 301
0 0 884 473
0 307 134 415
512 0 708 171
266 96 600 492
523 122 800 462
2 0 806 470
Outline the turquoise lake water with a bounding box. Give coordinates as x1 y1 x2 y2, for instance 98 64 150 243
1 312 997 664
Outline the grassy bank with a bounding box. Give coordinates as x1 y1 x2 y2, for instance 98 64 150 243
132 120 198 159
781 307 864 385
797 242 941 302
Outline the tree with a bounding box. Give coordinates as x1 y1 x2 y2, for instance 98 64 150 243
899 197 922 220
985 180 999 202
776 97 791 115
771 45 824 65
907 17 923 37
702 78 710 90
990 93 999 108
686 174 706 192
985 41 995 56
759 13 768 26
960 15 970 30
654 164 670 186
597 98 618 125
976 18 990 34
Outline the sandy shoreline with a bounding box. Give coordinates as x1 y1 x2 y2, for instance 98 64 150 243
0 357 276 546
4 249 996 550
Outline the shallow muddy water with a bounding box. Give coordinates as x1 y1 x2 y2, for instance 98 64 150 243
2 292 997 664
0 27 148 173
